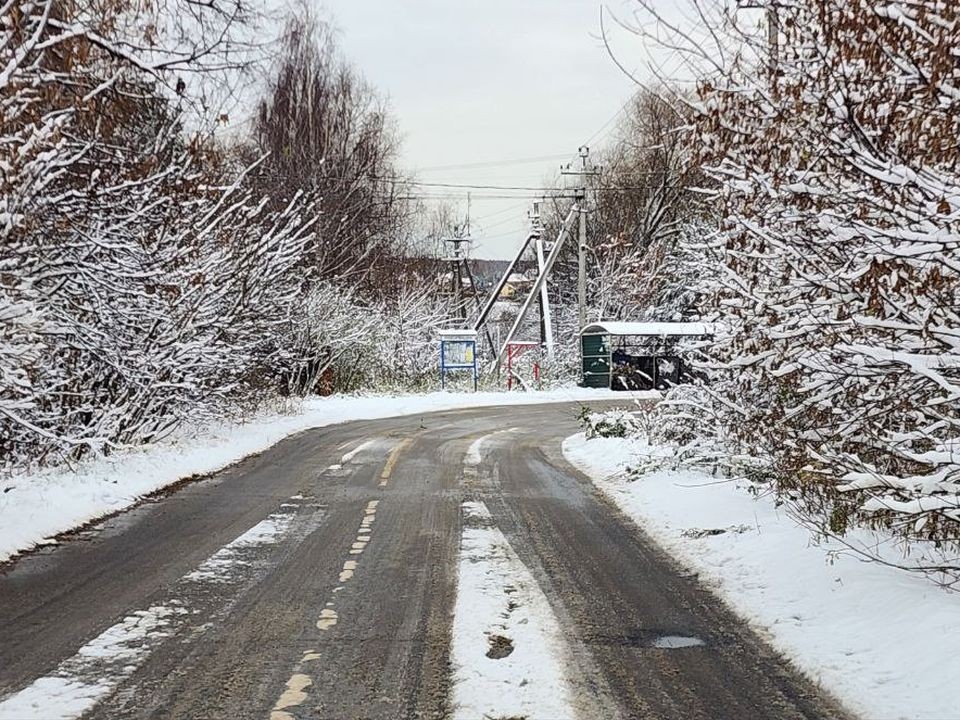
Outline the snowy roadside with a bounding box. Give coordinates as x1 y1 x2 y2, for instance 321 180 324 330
563 432 960 720
0 388 653 564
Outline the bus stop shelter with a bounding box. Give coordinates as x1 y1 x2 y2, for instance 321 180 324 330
580 321 713 390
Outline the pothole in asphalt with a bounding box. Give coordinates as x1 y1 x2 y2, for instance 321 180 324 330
651 635 705 649
486 634 515 659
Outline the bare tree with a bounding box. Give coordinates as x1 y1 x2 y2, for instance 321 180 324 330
541 88 711 325
250 8 416 288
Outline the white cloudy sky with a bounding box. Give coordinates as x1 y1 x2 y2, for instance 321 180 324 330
317 1 667 258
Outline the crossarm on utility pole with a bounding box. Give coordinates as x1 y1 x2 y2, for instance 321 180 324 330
494 205 579 369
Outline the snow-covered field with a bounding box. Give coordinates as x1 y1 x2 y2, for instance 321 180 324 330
564 433 960 720
0 388 653 564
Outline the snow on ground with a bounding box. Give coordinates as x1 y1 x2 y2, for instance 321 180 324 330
0 388 654 564
563 433 960 720
451 501 575 720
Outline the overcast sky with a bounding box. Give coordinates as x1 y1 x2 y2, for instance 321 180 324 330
317 1 657 259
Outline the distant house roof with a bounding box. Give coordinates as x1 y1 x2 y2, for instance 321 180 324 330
580 321 714 337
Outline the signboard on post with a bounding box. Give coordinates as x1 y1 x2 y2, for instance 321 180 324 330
439 329 478 391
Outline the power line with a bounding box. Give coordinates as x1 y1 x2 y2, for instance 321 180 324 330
320 175 669 193
399 179 566 191
471 200 531 222
476 212 529 233
478 227 531 241
401 193 579 201
416 153 573 173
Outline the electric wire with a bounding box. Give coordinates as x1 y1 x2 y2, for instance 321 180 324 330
415 153 574 173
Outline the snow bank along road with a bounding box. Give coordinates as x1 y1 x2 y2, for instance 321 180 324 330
0 403 850 719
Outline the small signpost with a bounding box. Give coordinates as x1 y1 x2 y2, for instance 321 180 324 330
439 329 478 391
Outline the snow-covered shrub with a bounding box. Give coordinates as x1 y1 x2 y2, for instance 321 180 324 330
276 279 454 396
0 0 455 475
578 407 644 440
629 0 960 566
0 0 319 469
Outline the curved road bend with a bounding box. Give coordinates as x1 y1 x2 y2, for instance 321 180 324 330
0 402 851 720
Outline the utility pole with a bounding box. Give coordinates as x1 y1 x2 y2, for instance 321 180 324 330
442 194 473 322
443 234 470 322
561 146 600 330
494 204 580 369
442 193 497 362
766 2 778 85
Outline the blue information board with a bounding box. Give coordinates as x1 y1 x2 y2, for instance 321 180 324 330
439 330 478 391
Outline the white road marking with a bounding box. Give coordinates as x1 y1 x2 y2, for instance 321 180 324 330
340 439 377 464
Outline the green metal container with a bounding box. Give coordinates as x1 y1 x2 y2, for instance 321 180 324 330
580 333 611 388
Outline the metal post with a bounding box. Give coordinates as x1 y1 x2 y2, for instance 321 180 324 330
472 340 478 391
440 341 446 390
578 200 587 330
495 205 579 369
535 236 554 359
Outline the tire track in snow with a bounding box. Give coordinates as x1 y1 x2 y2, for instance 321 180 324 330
0 497 324 720
451 432 576 720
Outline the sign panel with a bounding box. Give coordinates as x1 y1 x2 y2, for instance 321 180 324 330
440 334 478 391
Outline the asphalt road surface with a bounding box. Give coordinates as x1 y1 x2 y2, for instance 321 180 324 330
0 402 851 720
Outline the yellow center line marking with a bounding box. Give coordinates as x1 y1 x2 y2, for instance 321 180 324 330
269 499 383 715
379 438 413 487
270 673 312 719
317 607 338 630
339 559 357 582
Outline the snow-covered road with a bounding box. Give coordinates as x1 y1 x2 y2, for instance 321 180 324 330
0 388 655 564
0 401 848 719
